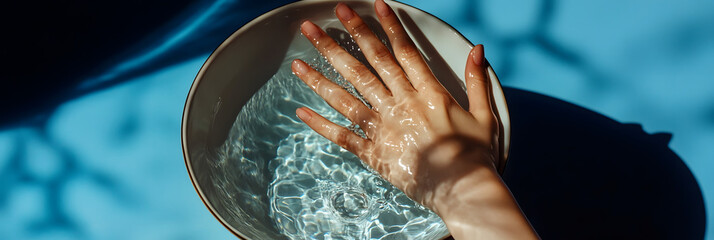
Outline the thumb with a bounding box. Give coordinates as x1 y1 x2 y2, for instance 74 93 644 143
464 44 493 120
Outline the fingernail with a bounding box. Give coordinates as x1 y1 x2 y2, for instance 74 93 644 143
301 20 322 38
375 0 391 17
292 59 308 75
472 44 485 65
336 3 354 21
296 108 312 121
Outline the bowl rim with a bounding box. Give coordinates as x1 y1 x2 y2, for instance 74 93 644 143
181 0 511 239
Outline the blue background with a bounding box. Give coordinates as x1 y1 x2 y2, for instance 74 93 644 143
1 0 712 239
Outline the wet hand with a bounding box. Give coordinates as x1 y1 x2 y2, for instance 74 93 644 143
293 0 499 211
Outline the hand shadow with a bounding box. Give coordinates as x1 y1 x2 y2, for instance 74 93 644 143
502 87 706 240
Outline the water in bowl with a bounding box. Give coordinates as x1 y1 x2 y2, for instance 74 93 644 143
218 34 449 239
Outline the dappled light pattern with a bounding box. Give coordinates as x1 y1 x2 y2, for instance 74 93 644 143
1 0 713 239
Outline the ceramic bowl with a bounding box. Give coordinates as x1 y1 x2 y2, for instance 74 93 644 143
182 0 510 239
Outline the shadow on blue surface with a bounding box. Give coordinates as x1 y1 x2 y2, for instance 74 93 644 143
503 87 705 239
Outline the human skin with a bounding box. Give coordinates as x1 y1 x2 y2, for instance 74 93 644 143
292 0 539 239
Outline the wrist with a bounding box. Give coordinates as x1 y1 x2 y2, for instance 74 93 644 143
427 163 538 240
430 163 503 217
413 135 499 210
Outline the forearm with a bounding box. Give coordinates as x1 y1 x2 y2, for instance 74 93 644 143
431 164 538 240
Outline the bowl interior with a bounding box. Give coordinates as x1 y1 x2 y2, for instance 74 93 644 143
182 0 510 239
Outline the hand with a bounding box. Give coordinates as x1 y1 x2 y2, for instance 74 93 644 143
293 0 498 207
293 1 537 239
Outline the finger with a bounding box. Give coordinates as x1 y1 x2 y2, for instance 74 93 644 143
292 59 379 138
335 3 414 96
465 44 495 123
301 20 391 111
374 0 440 93
296 107 372 155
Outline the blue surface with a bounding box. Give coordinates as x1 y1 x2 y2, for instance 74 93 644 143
1 0 712 239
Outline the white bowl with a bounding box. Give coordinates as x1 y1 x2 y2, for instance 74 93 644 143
181 0 510 239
